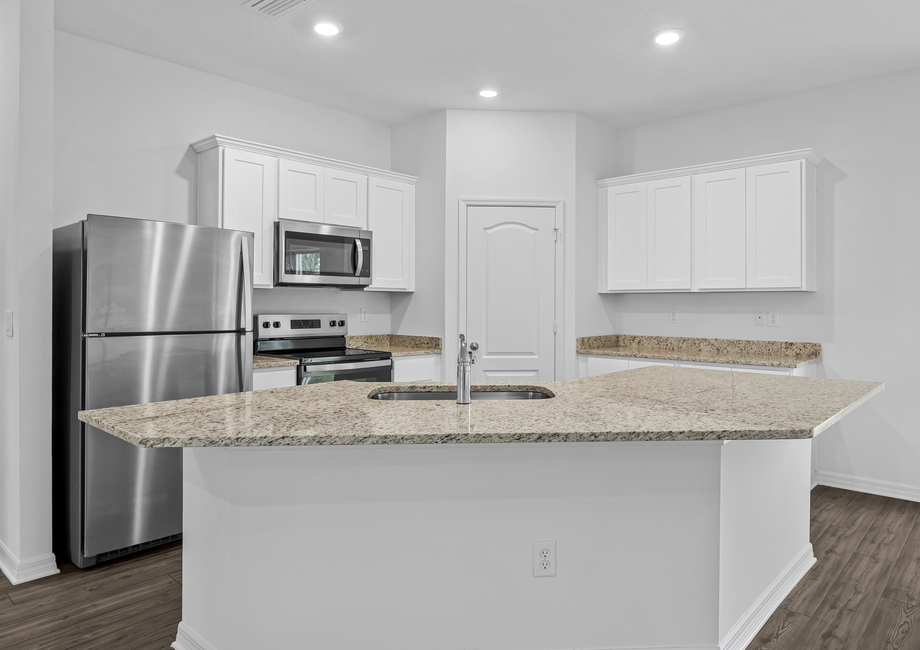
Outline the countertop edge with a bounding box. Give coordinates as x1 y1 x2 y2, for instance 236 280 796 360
575 348 821 369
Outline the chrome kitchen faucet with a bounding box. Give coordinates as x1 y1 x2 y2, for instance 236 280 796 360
457 334 479 404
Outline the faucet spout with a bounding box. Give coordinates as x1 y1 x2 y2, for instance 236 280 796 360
457 334 478 404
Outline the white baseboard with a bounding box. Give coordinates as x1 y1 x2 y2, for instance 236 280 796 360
719 543 816 650
0 538 59 586
173 622 217 650
815 470 920 503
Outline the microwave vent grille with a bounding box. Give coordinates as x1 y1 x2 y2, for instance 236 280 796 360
243 0 313 18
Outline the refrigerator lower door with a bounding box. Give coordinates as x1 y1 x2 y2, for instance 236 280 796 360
82 332 252 559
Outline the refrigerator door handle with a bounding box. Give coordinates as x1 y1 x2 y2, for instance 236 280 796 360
240 236 253 331
240 331 253 392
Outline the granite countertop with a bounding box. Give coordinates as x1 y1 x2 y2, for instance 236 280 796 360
78 366 882 448
347 334 442 357
253 355 299 370
577 335 821 368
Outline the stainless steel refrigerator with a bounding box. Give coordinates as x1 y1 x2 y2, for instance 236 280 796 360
52 215 253 568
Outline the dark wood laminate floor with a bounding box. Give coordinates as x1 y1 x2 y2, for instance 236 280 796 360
2 487 918 650
0 541 181 650
748 486 920 650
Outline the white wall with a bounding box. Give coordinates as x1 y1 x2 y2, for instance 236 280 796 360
0 0 59 584
574 114 624 339
390 110 447 339
54 31 394 334
445 110 579 380
613 67 920 499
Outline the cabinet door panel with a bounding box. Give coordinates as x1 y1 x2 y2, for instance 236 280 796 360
325 169 368 229
746 161 803 289
223 148 277 288
606 183 647 291
585 356 630 377
278 159 324 223
647 177 691 290
692 169 746 289
367 177 414 291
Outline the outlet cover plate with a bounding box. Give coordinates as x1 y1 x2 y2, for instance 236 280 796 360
533 541 556 577
768 311 779 327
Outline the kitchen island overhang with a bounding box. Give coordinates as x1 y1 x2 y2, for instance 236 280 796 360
77 367 883 650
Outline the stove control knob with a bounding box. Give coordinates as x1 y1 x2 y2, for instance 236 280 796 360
273 321 281 328
329 320 336 327
338 320 345 326
262 321 270 329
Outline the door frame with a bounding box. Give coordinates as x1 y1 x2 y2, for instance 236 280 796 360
458 198 565 381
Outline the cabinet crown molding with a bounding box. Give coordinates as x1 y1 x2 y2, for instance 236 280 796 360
596 148 823 188
191 135 418 185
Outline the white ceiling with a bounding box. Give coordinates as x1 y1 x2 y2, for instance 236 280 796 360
55 0 920 128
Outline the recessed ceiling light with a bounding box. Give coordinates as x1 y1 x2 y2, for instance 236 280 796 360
479 89 498 98
654 29 683 45
314 21 343 36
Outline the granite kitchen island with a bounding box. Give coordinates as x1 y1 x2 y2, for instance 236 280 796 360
79 367 883 650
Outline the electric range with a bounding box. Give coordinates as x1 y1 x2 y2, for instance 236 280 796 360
254 313 392 384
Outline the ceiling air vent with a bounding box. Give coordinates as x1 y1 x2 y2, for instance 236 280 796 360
244 0 313 18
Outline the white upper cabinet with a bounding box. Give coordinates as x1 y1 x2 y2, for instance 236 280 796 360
692 168 746 290
278 159 324 223
324 168 368 229
205 148 277 289
746 160 811 290
603 182 647 291
597 149 821 293
366 177 415 292
193 136 416 291
647 176 692 290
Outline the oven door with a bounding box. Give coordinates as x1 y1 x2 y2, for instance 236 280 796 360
276 220 371 287
300 359 392 384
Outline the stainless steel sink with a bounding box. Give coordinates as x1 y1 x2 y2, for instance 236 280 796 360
369 391 552 401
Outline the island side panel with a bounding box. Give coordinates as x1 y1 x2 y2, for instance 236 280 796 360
179 442 726 650
718 439 814 643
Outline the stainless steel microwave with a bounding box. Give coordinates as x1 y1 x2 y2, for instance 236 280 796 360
274 219 372 288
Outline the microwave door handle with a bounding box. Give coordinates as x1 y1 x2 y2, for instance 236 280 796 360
354 239 363 277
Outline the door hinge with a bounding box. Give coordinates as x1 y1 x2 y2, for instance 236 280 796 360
553 321 557 334
553 228 560 242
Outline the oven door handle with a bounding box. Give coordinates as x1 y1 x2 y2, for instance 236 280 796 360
354 239 363 277
302 360 391 372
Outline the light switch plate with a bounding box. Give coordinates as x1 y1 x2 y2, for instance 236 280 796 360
4 311 12 337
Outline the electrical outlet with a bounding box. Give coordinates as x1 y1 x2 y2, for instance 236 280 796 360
360 307 368 323
4 311 12 337
668 310 678 324
754 311 765 326
533 541 556 577
768 311 779 327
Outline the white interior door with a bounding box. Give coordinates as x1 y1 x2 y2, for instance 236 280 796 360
465 205 556 382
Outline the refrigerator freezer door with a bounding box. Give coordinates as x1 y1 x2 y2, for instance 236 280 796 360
84 215 253 334
82 332 252 557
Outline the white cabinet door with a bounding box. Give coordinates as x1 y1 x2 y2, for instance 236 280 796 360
692 168 746 290
325 168 368 229
367 177 415 291
584 356 630 377
628 359 674 370
746 161 803 289
605 183 647 291
278 158 324 223
222 149 278 289
647 177 691 290
392 355 440 382
252 366 298 390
